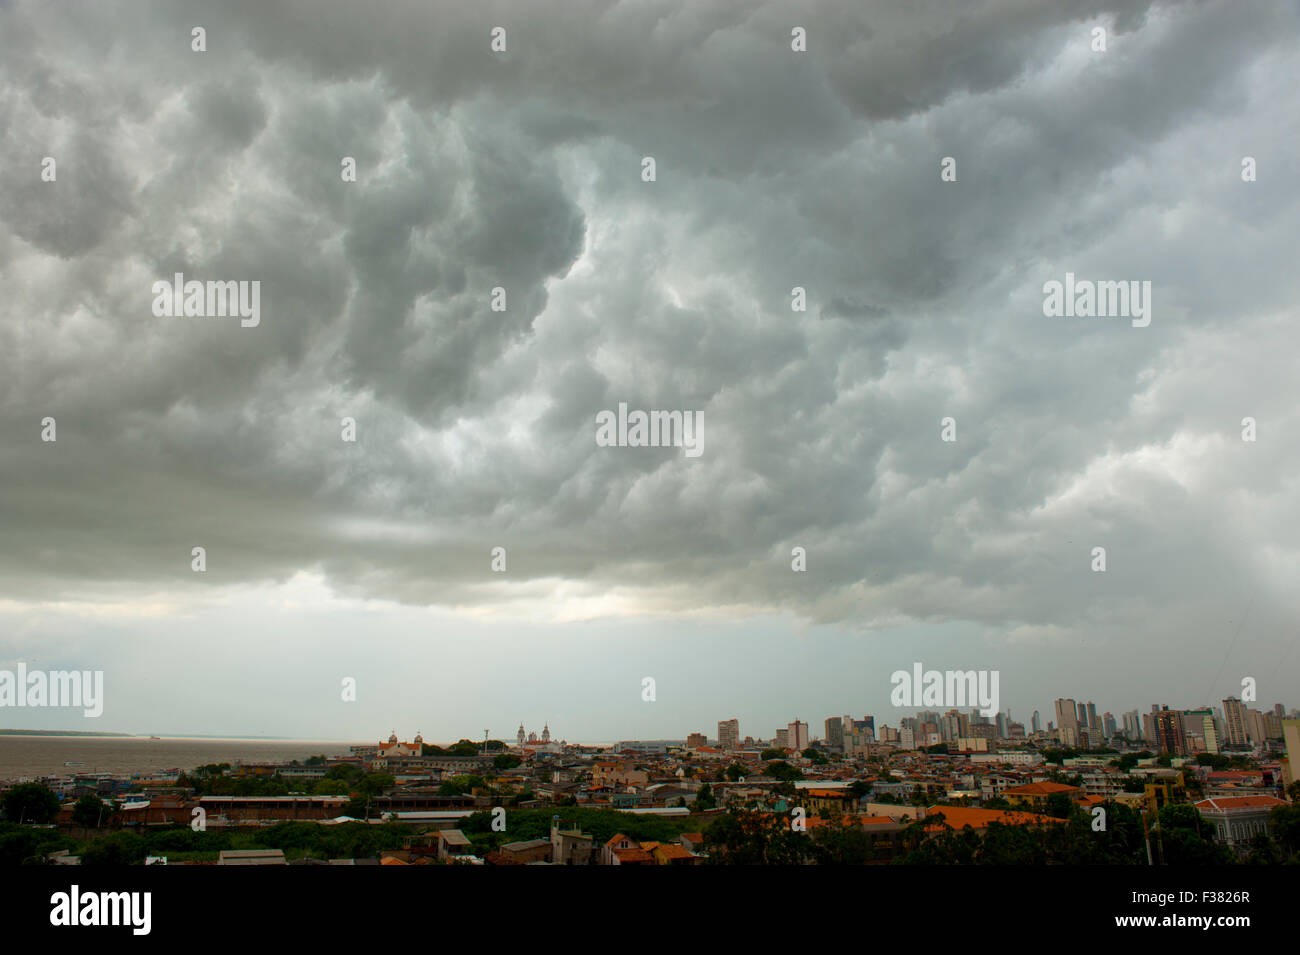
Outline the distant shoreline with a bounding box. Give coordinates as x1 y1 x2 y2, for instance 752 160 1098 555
0 729 133 738
0 730 325 741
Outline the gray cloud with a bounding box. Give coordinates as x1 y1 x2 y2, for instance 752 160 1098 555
1 0 1298 703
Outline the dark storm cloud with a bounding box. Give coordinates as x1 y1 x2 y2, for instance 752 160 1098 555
0 0 1298 667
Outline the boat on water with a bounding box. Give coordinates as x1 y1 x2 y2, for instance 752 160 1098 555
64 761 84 767
149 736 161 740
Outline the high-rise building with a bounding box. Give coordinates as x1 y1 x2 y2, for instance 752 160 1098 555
1186 708 1218 755
1145 706 1160 746
1102 711 1116 739
1265 711 1284 741
1282 719 1300 788
775 728 790 749
788 720 810 752
1246 708 1268 747
1155 706 1186 755
717 719 740 751
1031 710 1041 734
1223 698 1248 747
943 709 969 741
1054 699 1079 746
825 716 844 751
1122 710 1141 740
686 732 706 749
1086 702 1100 733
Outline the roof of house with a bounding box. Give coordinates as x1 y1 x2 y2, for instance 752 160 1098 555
1002 781 1080 796
654 844 695 860
439 829 471 846
923 806 1060 830
611 847 654 863
1195 795 1287 811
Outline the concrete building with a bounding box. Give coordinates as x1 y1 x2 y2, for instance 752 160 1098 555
1195 796 1287 855
550 817 595 865
1155 706 1186 755
1054 699 1079 746
787 720 810 752
1283 719 1300 787
1223 697 1249 747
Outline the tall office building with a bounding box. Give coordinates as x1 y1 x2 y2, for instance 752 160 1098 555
1283 719 1300 787
1086 702 1100 733
717 719 740 751
1054 699 1079 746
787 720 810 752
1266 711 1284 741
1155 706 1186 755
825 716 843 751
1103 712 1117 739
1223 698 1248 747
1246 709 1268 746
1186 708 1219 754
1031 710 1041 734
1122 710 1141 740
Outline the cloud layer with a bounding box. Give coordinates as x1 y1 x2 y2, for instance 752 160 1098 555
2 0 1299 719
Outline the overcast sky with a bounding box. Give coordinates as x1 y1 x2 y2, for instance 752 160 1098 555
1 0 1298 743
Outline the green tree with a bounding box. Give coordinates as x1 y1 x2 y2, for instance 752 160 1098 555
1156 803 1234 864
2 783 60 824
689 783 717 812
493 753 523 770
82 831 147 866
765 761 804 783
704 809 809 864
1043 792 1076 819
71 794 112 829
848 780 872 801
760 748 784 761
809 822 872 864
724 763 746 782
359 773 395 797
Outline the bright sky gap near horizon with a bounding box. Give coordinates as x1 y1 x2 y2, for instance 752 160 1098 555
1 0 1298 740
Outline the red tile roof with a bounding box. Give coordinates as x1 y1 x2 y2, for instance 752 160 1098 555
1003 781 1079 796
923 806 1060 830
1195 795 1286 811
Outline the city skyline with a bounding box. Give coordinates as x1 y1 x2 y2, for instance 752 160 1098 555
3 1 1299 741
